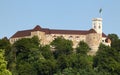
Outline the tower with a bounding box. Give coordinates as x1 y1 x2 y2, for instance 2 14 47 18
92 18 102 34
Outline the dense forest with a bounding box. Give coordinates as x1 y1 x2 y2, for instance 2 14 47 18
0 34 120 75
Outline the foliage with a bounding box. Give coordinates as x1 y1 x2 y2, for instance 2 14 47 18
76 41 90 55
9 36 57 75
39 45 54 59
0 37 11 62
0 37 11 50
17 61 37 75
108 34 120 51
111 39 120 52
108 34 119 42
93 43 120 75
51 37 73 58
0 49 12 75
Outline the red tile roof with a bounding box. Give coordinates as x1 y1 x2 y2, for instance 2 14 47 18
88 29 97 33
49 29 88 35
11 30 32 38
33 25 42 31
102 33 107 37
10 25 107 38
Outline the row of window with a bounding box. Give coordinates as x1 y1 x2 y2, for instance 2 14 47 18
51 35 84 39
94 25 101 29
10 38 19 43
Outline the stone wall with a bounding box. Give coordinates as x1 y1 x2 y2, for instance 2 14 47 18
86 33 102 55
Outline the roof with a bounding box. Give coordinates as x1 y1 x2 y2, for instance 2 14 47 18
10 25 107 38
49 29 88 35
33 25 42 31
88 29 97 33
11 30 32 38
102 33 107 37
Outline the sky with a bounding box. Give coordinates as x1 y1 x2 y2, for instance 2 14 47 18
0 0 120 38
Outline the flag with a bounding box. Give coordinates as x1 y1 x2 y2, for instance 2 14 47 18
99 8 102 13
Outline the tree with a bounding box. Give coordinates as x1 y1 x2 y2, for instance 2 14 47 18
0 49 12 75
51 37 73 58
10 36 41 75
0 37 11 50
0 37 11 61
76 41 90 55
93 43 120 75
57 54 69 70
17 61 37 75
108 34 119 50
35 59 56 75
54 67 77 75
111 39 120 52
39 45 54 59
10 36 57 75
108 34 119 43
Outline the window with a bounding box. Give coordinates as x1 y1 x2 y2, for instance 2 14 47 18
76 36 79 38
102 40 104 42
10 39 13 42
99 25 101 29
69 36 73 40
53 35 56 37
94 25 96 29
69 36 73 38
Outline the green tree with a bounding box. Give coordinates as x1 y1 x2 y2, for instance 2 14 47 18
76 41 90 55
0 49 12 75
108 34 120 50
108 34 119 43
54 67 77 75
39 45 54 59
17 61 37 75
0 37 11 62
111 39 120 52
51 37 73 58
57 54 69 70
93 43 120 75
35 59 56 75
10 36 57 75
10 36 40 75
0 37 11 50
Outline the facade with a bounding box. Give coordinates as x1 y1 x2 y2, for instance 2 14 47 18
10 18 111 55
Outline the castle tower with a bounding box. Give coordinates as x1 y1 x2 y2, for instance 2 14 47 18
86 18 103 55
92 18 102 34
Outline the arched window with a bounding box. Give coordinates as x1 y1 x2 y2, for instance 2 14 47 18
99 25 101 29
76 36 79 38
69 36 73 40
94 25 96 29
53 35 56 37
69 36 73 38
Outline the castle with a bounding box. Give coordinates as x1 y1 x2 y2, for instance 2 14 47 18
10 18 111 55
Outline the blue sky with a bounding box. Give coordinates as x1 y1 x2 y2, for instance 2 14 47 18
0 0 120 38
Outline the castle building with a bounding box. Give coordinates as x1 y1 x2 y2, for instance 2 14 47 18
10 18 111 55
